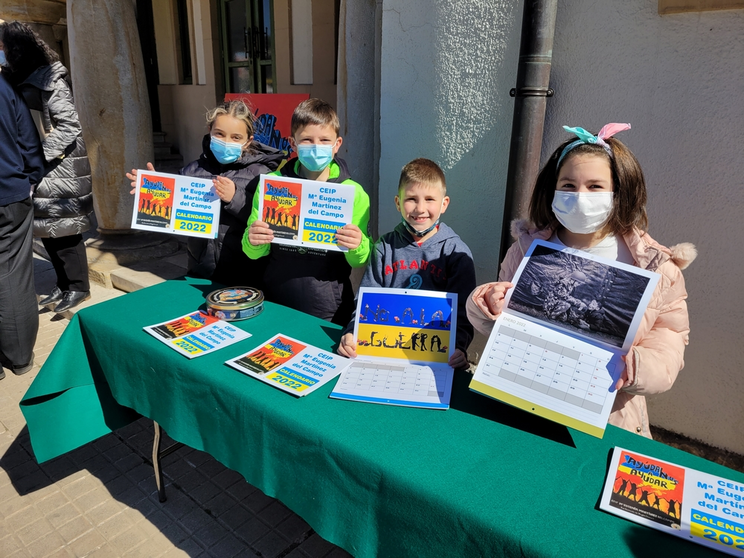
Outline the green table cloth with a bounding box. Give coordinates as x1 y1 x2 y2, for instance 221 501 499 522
21 278 744 557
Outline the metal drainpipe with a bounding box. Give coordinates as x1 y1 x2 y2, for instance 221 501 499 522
500 0 558 262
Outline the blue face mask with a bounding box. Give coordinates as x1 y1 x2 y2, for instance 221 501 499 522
0 51 7 67
210 136 244 164
297 144 335 172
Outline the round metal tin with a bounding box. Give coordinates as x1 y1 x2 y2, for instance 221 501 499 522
205 287 264 321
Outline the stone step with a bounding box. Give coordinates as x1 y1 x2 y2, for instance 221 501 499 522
37 278 126 319
109 253 189 293
155 161 185 175
155 145 173 157
33 252 126 319
34 234 189 306
155 152 183 162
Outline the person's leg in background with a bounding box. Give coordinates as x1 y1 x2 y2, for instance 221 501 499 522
41 234 90 313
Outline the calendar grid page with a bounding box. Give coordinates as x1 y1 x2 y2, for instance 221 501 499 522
471 314 621 437
330 288 458 409
329 360 453 409
470 240 660 438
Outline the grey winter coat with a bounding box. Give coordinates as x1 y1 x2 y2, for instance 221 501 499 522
19 62 93 238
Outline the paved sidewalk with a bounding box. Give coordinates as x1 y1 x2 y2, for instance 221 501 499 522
0 255 351 558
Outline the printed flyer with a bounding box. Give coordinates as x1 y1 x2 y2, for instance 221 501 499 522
257 174 354 251
131 169 220 239
144 311 251 358
329 288 457 409
600 447 744 556
226 334 351 396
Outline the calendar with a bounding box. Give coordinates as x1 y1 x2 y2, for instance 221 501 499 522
471 240 659 437
331 361 453 409
330 288 457 409
257 175 355 252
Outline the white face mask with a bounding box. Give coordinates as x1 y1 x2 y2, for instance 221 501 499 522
551 191 614 234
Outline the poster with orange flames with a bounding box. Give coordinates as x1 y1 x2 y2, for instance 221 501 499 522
600 447 744 556
260 178 302 241
131 170 220 239
224 93 309 157
606 449 686 528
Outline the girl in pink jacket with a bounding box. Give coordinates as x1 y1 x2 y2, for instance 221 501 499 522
467 124 696 437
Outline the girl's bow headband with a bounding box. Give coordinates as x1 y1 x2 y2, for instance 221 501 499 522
556 122 631 167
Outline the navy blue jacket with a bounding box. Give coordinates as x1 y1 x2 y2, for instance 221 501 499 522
0 74 44 205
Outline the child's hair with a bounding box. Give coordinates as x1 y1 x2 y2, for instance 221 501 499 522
291 98 340 136
398 158 447 195
206 100 256 139
0 21 60 84
529 137 648 235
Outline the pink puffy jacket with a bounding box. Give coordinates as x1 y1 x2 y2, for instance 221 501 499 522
466 220 697 437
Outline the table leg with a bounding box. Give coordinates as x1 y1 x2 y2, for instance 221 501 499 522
152 421 166 502
152 421 183 503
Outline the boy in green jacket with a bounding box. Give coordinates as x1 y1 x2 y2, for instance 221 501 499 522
243 98 371 325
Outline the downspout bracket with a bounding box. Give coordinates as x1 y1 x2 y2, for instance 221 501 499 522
510 87 554 97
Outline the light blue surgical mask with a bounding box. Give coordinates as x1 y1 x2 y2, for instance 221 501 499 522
0 51 7 67
210 136 244 164
297 144 335 172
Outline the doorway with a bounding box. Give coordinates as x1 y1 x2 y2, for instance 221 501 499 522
219 0 275 93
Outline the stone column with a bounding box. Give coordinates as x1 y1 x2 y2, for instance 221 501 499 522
67 0 153 233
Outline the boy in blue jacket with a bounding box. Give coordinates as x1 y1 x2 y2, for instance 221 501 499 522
337 158 476 369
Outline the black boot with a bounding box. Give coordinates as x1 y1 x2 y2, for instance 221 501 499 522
39 286 64 306
54 291 91 313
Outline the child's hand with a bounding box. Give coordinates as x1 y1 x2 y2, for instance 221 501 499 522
126 162 155 194
471 281 514 319
448 349 468 370
615 353 631 390
214 176 236 203
335 224 363 250
337 333 357 358
248 220 274 246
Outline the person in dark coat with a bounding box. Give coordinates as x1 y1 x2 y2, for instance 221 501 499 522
0 67 44 379
128 99 285 287
1 21 93 313
181 102 285 287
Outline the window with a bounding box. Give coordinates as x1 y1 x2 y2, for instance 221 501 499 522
175 0 192 84
220 0 275 93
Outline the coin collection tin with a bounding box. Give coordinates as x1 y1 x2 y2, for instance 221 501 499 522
205 287 264 321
